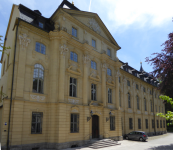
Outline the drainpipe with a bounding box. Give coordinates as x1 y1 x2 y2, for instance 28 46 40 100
7 19 19 150
152 88 156 135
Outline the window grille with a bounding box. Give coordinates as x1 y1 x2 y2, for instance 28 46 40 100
31 112 43 134
70 114 79 133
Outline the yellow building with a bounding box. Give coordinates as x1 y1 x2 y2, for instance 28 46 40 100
0 0 166 149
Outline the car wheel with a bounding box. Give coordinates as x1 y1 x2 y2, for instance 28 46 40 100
139 137 143 141
126 136 129 140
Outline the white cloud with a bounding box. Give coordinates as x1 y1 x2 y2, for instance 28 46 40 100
93 0 173 31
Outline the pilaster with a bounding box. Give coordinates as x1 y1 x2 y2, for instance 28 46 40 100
101 63 107 107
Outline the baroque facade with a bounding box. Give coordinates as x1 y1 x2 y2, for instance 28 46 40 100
0 0 166 149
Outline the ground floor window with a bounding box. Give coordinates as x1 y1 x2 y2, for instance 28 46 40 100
110 116 115 130
160 120 162 128
71 114 79 133
157 120 159 128
31 112 43 134
129 118 133 129
163 120 165 128
145 119 148 129
138 118 141 129
152 119 154 128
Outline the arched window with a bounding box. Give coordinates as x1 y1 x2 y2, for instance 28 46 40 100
107 68 112 76
137 95 139 110
33 64 44 93
91 61 97 70
108 88 112 103
128 93 131 108
70 51 78 62
35 42 46 54
144 98 147 111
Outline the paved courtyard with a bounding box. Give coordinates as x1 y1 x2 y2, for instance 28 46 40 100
63 132 173 150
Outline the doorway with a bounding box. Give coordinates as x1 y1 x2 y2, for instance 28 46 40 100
92 115 99 138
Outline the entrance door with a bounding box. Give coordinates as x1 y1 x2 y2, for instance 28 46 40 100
92 115 99 138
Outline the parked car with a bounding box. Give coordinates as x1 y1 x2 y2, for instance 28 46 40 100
124 131 148 141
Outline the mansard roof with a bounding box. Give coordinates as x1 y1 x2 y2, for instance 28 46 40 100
119 60 159 87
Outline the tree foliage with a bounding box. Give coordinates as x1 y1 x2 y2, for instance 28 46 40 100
0 35 10 53
145 32 173 99
157 95 173 126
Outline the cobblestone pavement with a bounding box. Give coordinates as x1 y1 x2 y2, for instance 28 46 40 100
62 133 173 150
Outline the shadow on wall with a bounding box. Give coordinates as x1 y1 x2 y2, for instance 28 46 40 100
148 144 173 150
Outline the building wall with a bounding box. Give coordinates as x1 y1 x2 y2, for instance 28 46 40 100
0 6 167 150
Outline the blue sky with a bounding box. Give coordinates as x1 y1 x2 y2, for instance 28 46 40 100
0 0 173 75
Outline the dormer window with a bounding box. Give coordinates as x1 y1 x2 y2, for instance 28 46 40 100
107 49 111 56
39 22 43 28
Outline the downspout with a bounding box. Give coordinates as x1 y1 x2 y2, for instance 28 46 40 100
7 19 19 150
152 88 156 135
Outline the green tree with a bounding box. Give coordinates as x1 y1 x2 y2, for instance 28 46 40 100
157 95 173 126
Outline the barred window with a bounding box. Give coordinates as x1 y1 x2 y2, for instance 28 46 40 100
31 112 43 134
145 119 148 129
35 42 46 54
33 64 44 93
108 88 112 103
127 80 130 86
136 84 138 90
129 118 133 129
137 95 139 110
70 52 78 62
69 77 77 97
107 49 111 56
91 61 97 70
144 98 147 111
91 84 96 101
92 39 96 48
70 114 79 133
128 93 131 108
110 116 115 130
152 119 154 128
107 68 112 76
72 27 77 37
160 120 162 128
138 118 141 129
157 120 159 128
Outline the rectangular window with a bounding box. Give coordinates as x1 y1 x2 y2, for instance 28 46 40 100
150 90 152 95
7 53 10 67
155 105 157 112
119 77 121 83
157 120 159 128
129 118 133 129
143 87 146 92
31 112 43 134
35 42 46 55
91 61 97 70
69 77 77 97
110 116 115 130
70 52 78 62
127 80 130 86
107 49 111 56
136 84 138 90
70 114 79 133
163 120 165 128
107 68 112 76
160 120 162 128
91 84 96 101
92 39 96 48
145 119 148 129
72 27 77 37
152 119 154 128
144 99 147 111
108 88 112 103
151 101 153 112
39 22 44 28
138 118 141 129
